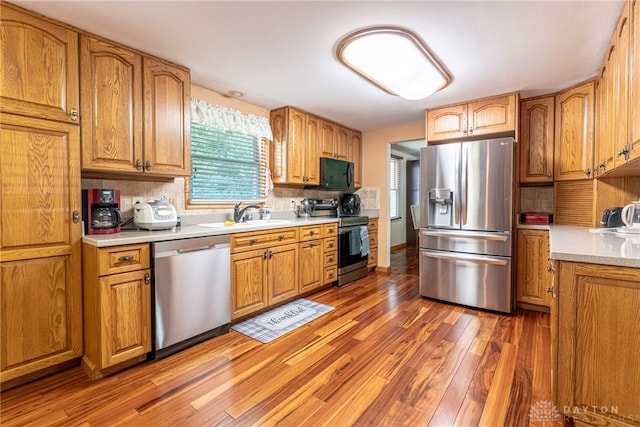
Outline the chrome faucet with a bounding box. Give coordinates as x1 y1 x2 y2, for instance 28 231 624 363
234 202 261 222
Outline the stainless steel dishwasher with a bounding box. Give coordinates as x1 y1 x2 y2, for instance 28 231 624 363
151 235 230 359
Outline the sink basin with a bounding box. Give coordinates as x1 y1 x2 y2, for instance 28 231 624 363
197 219 292 228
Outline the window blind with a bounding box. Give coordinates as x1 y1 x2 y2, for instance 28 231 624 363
389 155 401 219
190 122 267 202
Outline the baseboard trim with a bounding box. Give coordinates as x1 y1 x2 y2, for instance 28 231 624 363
375 265 391 274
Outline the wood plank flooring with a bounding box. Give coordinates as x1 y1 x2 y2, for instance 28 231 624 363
1 246 564 426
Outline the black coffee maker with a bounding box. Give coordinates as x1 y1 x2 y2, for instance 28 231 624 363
82 189 123 234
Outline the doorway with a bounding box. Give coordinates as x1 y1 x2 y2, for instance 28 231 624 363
388 139 424 250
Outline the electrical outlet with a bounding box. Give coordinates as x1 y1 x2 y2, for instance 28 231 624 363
132 197 144 206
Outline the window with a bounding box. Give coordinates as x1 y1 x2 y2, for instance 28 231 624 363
187 99 272 205
389 155 401 220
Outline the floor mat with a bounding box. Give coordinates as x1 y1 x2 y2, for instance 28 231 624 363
231 298 334 343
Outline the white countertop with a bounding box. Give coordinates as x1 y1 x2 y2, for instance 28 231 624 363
83 217 340 247
517 224 550 230
549 225 640 268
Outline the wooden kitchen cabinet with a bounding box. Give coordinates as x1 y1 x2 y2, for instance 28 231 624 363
349 131 363 188
554 81 595 181
613 2 631 169
80 35 191 177
367 219 379 270
270 107 318 185
230 227 300 319
594 64 614 176
323 223 338 285
553 261 640 425
299 230 324 294
319 120 349 160
426 93 517 142
516 229 552 309
630 0 640 162
0 114 82 388
0 3 80 124
82 243 151 379
519 96 555 183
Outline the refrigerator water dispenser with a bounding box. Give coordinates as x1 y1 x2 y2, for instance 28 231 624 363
428 188 453 226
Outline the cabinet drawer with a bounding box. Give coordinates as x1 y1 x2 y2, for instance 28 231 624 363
300 225 323 241
368 220 378 232
324 266 337 284
324 252 337 266
324 237 337 252
231 227 298 253
323 223 338 237
367 250 378 266
97 244 150 276
369 234 378 248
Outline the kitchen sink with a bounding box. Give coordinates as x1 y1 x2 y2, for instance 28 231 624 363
197 219 292 228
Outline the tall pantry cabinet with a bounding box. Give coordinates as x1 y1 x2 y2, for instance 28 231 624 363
0 3 83 387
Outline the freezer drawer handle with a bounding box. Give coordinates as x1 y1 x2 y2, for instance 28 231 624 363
421 230 508 241
422 251 508 266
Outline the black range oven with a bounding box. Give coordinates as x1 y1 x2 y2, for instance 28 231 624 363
305 198 370 287
337 215 369 286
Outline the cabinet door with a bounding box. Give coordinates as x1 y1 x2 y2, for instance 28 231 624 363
319 119 336 158
99 270 151 368
305 114 320 185
231 250 267 319
613 2 631 168
426 104 467 142
630 0 640 161
143 56 191 176
519 97 554 183
80 35 143 173
0 114 82 384
0 4 79 124
267 243 299 305
556 262 640 423
554 81 595 181
467 94 517 137
349 131 362 188
285 108 307 184
335 127 349 160
299 240 323 293
594 65 614 175
516 230 552 308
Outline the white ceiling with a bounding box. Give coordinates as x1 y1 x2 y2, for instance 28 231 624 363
14 0 625 132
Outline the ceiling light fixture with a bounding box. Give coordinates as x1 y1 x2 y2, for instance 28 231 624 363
336 26 451 101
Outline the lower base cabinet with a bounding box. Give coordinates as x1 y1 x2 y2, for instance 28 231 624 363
553 261 640 426
367 219 378 270
82 243 151 379
516 229 552 310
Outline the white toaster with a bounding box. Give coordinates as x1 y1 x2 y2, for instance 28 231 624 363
133 200 177 230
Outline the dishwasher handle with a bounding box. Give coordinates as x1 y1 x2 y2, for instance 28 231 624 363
177 244 228 254
153 236 231 259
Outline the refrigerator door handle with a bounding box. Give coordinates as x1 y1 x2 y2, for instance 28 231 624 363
461 145 468 225
421 230 508 242
422 250 508 266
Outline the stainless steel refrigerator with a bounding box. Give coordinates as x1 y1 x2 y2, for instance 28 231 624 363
419 137 514 313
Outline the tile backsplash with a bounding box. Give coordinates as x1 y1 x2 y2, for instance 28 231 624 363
520 186 553 213
82 178 380 219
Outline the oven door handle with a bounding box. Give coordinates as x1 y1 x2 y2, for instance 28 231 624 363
339 225 367 234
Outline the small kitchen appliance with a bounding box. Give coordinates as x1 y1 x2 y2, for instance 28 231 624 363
621 201 640 229
82 188 123 234
340 194 361 216
134 198 178 230
600 207 624 228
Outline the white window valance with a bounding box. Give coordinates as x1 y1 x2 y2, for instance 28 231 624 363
190 98 273 141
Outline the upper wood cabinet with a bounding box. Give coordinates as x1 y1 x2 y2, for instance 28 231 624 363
0 114 82 387
349 130 362 188
270 106 362 187
142 56 191 176
0 3 79 124
613 2 631 169
270 106 318 185
553 81 595 181
629 0 640 162
519 96 555 183
80 35 190 177
426 94 517 142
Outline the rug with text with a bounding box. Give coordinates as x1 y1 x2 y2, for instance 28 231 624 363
231 298 335 343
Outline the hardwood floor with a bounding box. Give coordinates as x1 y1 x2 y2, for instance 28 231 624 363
1 247 561 426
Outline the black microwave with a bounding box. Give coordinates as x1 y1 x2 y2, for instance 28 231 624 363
318 158 354 190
